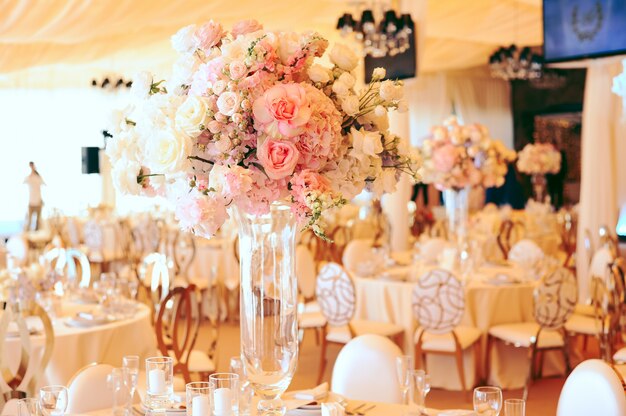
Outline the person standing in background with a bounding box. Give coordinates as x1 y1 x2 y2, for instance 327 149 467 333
24 161 45 231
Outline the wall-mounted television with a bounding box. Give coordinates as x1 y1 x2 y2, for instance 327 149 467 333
543 0 626 63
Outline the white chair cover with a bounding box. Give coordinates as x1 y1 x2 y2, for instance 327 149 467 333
331 334 403 404
296 245 316 300
589 246 614 283
557 359 626 416
508 239 544 276
67 363 115 413
341 239 376 276
420 238 448 264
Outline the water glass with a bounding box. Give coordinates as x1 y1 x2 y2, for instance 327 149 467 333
145 356 174 411
186 382 210 416
396 355 414 405
39 386 68 416
473 386 503 416
504 399 525 416
209 373 239 416
17 398 38 416
413 370 431 408
108 368 131 416
123 355 140 407
230 356 252 415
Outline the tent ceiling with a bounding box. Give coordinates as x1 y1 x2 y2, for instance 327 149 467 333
0 0 543 87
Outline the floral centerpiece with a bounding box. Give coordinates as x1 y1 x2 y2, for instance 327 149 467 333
420 116 515 246
106 19 420 416
516 142 561 175
106 19 420 239
420 116 515 191
516 142 560 203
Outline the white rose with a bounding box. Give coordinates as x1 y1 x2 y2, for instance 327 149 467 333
130 71 153 100
212 80 227 95
144 128 191 174
379 80 396 101
332 81 349 97
337 72 356 88
307 64 332 84
329 43 359 71
277 32 301 64
171 24 197 54
372 67 386 79
112 160 142 195
341 95 360 116
216 91 240 117
168 55 199 92
105 129 140 163
176 95 209 137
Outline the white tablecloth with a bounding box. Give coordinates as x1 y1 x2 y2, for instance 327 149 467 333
354 263 565 390
2 301 156 392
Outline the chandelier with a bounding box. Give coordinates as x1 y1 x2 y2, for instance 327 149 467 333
530 70 567 90
336 7 414 58
489 45 543 81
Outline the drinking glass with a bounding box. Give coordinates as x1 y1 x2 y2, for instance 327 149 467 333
413 370 431 408
504 399 525 416
145 356 174 411
17 398 38 416
39 386 68 416
473 386 503 416
186 382 210 416
123 355 140 411
209 373 239 416
396 356 414 405
230 356 253 415
108 368 131 416
128 279 139 299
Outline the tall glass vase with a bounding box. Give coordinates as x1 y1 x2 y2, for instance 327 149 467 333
232 202 298 416
442 186 469 246
531 173 547 203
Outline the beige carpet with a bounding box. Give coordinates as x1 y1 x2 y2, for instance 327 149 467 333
200 322 599 416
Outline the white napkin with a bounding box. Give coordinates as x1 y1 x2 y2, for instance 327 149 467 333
292 382 329 401
321 402 345 416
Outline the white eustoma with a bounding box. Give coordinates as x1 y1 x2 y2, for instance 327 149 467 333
370 169 397 196
379 80 397 101
175 95 209 137
329 43 359 71
171 24 197 54
341 95 360 116
130 71 153 100
337 72 356 88
331 80 349 97
112 160 142 195
277 32 301 64
351 128 383 157
373 67 386 79
307 64 332 84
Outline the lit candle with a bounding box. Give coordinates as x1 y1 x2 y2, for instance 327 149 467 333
192 395 209 416
213 387 232 416
148 368 166 394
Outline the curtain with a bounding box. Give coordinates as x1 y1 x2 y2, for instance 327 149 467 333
576 59 624 301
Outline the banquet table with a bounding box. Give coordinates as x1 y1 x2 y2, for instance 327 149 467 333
353 260 566 390
2 300 156 392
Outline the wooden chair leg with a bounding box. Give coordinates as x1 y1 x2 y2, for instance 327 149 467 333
485 335 493 384
537 350 545 379
317 333 327 384
454 347 468 401
315 327 321 346
524 344 537 401
582 334 588 352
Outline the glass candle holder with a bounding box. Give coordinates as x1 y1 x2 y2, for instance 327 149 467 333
145 357 173 411
38 386 68 416
209 373 239 416
186 382 210 416
17 398 39 416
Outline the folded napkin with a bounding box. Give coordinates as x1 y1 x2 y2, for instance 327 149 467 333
321 402 345 416
292 382 329 401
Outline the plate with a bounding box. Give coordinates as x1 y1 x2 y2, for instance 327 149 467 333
283 391 348 415
65 313 111 328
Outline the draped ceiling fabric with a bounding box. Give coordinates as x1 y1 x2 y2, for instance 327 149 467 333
0 0 543 88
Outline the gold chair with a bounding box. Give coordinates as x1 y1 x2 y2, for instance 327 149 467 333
0 301 54 401
496 220 525 260
487 267 577 400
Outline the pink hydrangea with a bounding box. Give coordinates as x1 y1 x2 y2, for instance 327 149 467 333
432 144 458 173
175 191 228 237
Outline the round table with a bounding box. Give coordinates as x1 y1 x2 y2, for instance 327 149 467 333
2 300 156 393
353 262 565 390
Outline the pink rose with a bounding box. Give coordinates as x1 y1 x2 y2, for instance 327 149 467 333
229 61 248 80
231 19 263 37
257 138 300 180
193 21 224 51
252 83 311 138
432 144 458 173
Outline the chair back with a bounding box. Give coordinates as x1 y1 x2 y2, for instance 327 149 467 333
560 213 577 267
412 269 464 335
83 220 104 260
497 220 525 259
508 239 544 269
328 226 351 263
428 219 448 240
296 245 316 301
138 253 171 317
583 228 595 266
155 285 201 383
172 231 196 278
316 263 355 327
331 334 403 403
420 238 448 264
599 225 619 258
66 363 115 413
589 246 616 285
0 301 54 400
556 359 626 416
42 247 91 288
533 267 577 330
342 239 378 276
